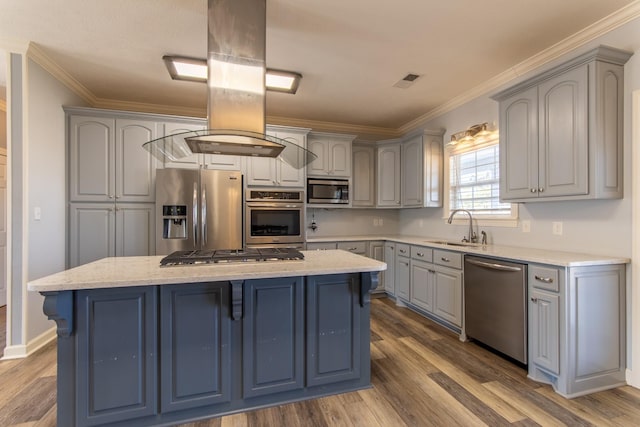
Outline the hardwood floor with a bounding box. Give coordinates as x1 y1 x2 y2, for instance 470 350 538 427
1 297 639 426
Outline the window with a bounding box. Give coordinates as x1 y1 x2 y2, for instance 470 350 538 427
448 137 516 221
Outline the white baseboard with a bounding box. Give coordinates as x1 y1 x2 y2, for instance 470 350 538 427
1 326 56 360
627 368 640 389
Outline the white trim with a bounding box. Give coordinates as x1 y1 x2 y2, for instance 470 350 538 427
629 90 640 388
1 326 56 360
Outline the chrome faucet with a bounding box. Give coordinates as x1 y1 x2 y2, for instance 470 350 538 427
447 209 477 243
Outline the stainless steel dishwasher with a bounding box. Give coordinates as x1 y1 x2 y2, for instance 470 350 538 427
464 255 528 364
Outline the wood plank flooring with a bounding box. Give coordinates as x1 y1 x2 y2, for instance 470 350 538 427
1 297 639 426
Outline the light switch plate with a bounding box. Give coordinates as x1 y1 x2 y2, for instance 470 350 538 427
552 221 563 235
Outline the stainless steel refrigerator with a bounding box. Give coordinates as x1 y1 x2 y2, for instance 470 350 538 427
156 168 243 254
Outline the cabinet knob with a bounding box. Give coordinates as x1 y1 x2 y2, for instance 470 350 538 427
417 252 424 257
441 257 450 263
530 188 537 193
538 188 544 193
349 247 357 251
109 194 114 199
531 297 539 303
429 269 436 274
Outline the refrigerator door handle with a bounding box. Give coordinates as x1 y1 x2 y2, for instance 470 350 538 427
193 181 198 248
202 184 208 246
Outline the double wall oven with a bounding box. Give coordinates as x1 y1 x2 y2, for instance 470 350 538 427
245 189 305 249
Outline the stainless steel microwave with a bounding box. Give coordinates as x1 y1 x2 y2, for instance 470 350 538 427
307 178 349 204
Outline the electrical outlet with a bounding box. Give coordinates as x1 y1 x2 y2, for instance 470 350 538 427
552 221 563 235
378 218 383 226
34 207 42 221
373 218 379 227
522 220 530 233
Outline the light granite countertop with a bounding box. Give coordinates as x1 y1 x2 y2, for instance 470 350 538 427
307 235 629 267
27 250 387 293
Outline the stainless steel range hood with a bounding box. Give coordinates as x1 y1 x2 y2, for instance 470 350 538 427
143 0 315 169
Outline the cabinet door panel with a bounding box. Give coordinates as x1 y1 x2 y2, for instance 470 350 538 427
401 135 423 207
329 141 351 176
384 243 395 294
69 204 115 268
424 134 443 207
116 203 155 257
308 139 330 176
69 116 115 202
76 287 157 426
395 256 410 301
246 156 277 186
244 278 304 397
352 145 375 207
116 119 157 202
161 283 231 412
162 122 205 169
530 290 560 374
499 87 538 200
538 65 588 197
277 130 307 187
204 154 242 171
433 266 462 327
376 144 401 207
410 260 433 312
307 274 360 386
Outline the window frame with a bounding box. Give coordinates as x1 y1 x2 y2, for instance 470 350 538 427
444 136 518 227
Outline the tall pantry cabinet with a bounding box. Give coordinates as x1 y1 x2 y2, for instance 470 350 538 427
67 108 158 268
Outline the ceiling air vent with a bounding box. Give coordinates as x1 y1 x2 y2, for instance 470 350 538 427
393 73 421 89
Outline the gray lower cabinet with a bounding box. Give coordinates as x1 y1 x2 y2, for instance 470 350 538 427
69 202 155 267
410 259 434 312
383 242 396 295
368 241 385 291
394 244 410 301
243 277 304 397
307 274 361 386
76 286 158 427
528 263 626 397
160 283 231 412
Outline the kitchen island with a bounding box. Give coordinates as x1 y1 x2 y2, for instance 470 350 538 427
28 250 386 427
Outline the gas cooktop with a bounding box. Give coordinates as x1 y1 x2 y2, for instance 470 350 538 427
160 248 305 266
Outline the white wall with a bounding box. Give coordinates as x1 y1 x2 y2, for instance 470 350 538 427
25 59 86 342
305 207 399 238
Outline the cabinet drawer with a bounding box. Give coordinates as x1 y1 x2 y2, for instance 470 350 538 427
396 243 410 258
337 241 367 254
433 250 462 269
410 246 433 262
530 265 560 292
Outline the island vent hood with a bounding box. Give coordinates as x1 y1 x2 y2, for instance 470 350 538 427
143 0 315 169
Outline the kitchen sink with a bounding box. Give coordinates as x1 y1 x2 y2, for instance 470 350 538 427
422 240 481 248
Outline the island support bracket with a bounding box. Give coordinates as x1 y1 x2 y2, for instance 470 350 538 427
42 291 74 337
360 272 378 306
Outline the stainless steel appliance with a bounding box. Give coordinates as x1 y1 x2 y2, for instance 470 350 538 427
245 189 304 247
307 178 349 205
156 168 243 255
160 247 304 266
464 255 528 364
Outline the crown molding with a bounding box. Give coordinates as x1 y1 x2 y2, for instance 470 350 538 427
26 43 96 105
266 115 400 139
399 0 640 134
92 98 206 119
0 38 30 54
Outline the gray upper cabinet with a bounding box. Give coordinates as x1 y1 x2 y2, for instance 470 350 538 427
493 45 632 202
162 121 243 171
307 132 355 178
401 130 444 208
69 113 157 203
246 126 309 187
376 141 401 207
352 144 376 207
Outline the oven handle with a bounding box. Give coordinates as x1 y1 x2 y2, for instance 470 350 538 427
202 183 207 246
466 258 522 272
246 203 303 209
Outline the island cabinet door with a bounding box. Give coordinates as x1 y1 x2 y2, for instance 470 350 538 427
75 286 158 427
160 282 232 413
306 273 361 386
243 277 305 398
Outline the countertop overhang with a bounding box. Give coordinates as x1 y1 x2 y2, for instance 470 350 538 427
27 250 387 292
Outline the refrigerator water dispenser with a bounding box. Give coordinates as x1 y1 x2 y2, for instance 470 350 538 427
162 205 187 239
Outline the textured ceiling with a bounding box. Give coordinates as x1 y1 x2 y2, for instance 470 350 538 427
0 0 637 134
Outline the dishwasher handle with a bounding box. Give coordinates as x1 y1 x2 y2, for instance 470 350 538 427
466 258 522 272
